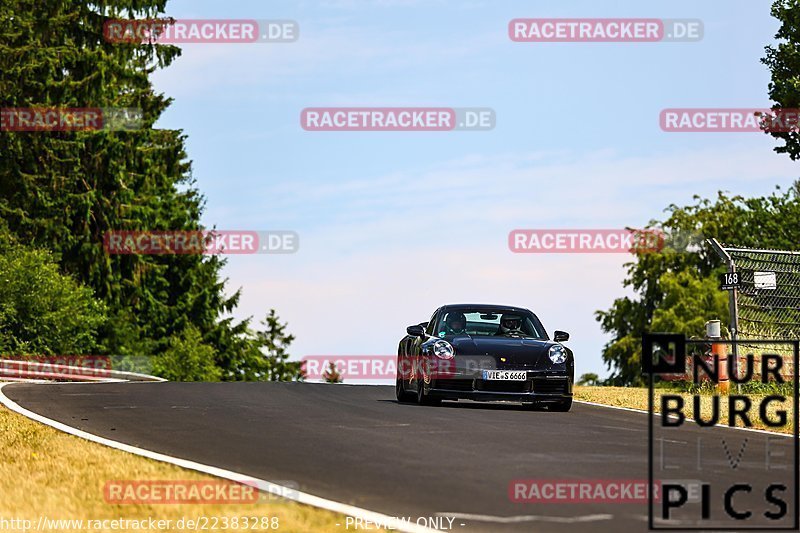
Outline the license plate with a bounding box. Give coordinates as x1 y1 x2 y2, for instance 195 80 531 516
482 370 527 381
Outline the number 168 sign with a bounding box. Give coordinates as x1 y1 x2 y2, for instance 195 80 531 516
719 272 740 291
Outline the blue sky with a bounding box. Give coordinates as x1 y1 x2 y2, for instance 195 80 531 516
150 0 798 380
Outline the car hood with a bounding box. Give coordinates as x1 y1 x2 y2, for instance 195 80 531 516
449 335 557 369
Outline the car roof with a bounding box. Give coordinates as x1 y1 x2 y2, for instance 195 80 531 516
439 303 532 314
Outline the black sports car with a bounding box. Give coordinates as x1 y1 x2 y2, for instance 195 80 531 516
396 304 574 411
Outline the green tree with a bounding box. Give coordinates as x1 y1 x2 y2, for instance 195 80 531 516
0 230 107 355
251 310 305 382
650 270 729 336
598 0 800 386
152 325 221 382
577 372 600 386
0 0 271 379
596 185 800 385
763 0 800 160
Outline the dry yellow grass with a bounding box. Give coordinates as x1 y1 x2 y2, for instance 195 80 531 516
574 385 794 434
0 405 377 532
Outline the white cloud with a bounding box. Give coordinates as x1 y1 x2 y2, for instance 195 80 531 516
222 143 799 231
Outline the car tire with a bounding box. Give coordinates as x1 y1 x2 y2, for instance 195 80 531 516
549 398 573 412
396 377 414 403
416 377 441 406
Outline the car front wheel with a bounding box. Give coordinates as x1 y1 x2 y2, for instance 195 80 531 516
416 377 441 406
396 376 414 403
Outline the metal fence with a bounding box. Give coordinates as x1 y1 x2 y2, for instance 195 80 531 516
709 239 800 378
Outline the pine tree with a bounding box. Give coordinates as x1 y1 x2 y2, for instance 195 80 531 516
0 1 272 379
253 310 305 381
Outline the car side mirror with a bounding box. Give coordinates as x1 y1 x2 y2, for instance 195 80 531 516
553 330 570 342
407 325 426 337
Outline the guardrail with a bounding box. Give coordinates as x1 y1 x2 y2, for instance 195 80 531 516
0 360 165 383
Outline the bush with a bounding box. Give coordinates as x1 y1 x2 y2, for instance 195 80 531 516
577 372 601 386
152 326 222 381
0 239 107 355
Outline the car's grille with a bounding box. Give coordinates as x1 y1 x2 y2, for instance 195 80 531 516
476 380 532 393
532 378 567 394
433 379 474 391
433 377 566 395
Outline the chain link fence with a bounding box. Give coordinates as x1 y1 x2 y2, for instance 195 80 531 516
709 239 800 379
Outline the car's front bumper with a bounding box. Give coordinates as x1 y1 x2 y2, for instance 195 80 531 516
426 372 572 403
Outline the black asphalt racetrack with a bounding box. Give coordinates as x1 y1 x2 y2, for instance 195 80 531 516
3 382 797 532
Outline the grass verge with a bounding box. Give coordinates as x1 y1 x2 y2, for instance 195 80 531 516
0 404 376 532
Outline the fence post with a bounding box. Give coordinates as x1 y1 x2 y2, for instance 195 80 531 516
707 238 739 393
728 260 740 394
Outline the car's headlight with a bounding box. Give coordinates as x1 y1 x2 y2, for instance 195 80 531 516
549 344 567 364
433 340 455 360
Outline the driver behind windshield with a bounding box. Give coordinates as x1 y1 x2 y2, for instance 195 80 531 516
444 312 467 335
496 314 524 336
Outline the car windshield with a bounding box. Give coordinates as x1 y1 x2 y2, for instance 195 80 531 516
434 309 546 339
